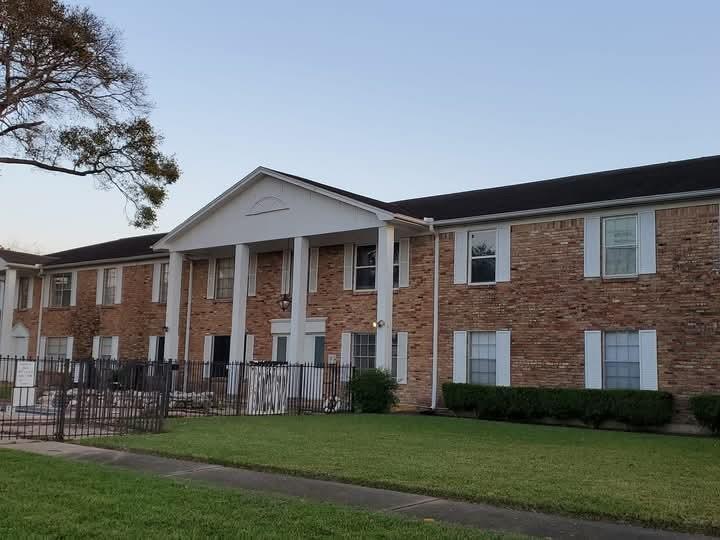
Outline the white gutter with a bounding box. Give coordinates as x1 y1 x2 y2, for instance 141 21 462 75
43 252 169 270
182 259 193 392
431 187 720 227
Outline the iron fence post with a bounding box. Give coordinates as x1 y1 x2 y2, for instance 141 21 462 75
297 364 305 415
55 358 69 441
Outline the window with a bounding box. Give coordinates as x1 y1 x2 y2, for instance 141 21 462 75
17 277 30 310
50 273 72 307
98 336 114 360
467 332 496 385
211 335 231 376
102 268 117 304
313 336 325 368
45 337 68 359
354 243 400 290
158 263 169 304
275 336 288 363
215 257 234 299
603 215 637 277
469 230 496 284
604 331 640 389
351 333 398 372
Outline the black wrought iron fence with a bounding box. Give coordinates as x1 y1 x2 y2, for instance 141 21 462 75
168 362 354 417
0 356 168 441
0 357 354 441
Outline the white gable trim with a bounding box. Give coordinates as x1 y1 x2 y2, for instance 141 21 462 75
153 167 404 250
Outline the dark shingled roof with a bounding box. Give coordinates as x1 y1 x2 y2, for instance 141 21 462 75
390 155 720 220
44 233 167 266
0 249 55 266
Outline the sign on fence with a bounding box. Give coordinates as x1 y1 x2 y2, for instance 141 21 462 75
15 361 35 387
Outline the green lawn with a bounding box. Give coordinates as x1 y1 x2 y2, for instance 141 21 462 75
0 449 514 539
86 414 720 535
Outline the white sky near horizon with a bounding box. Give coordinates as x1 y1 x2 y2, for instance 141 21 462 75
1 0 719 253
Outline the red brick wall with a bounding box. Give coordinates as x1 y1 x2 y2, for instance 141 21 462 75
437 203 720 418
32 263 166 359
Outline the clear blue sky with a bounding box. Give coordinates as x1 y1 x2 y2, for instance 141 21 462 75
2 0 719 252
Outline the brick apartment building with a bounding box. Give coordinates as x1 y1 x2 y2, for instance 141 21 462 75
1 155 719 419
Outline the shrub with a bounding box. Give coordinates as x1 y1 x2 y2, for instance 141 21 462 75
690 394 720 434
442 383 673 428
350 369 398 413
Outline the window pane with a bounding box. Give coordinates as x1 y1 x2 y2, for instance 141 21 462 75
99 337 113 360
51 273 72 307
605 247 636 275
159 263 169 303
467 331 496 386
471 231 496 257
313 336 325 368
355 268 376 290
471 258 496 283
215 258 235 299
392 265 399 289
356 246 376 267
352 333 376 370
46 337 67 359
102 268 116 304
605 216 637 247
276 336 288 363
17 277 29 309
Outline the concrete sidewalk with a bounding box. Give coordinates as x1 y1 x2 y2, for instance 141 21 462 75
4 439 714 540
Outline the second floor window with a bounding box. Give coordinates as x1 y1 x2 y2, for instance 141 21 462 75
603 215 638 277
50 273 72 307
215 257 234 299
17 276 30 310
469 230 496 284
158 263 169 303
102 268 117 304
354 243 400 291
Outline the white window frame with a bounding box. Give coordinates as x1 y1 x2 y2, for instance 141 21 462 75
98 336 114 360
49 273 72 307
158 262 169 304
215 257 235 299
466 331 497 386
602 214 639 278
603 330 641 390
101 268 117 305
350 332 399 373
45 337 68 359
353 243 400 292
467 229 497 285
16 276 30 310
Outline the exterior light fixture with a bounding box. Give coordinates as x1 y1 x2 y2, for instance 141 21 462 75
279 293 291 312
372 320 385 329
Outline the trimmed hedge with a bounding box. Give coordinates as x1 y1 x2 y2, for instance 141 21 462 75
350 368 398 413
442 383 673 427
690 394 720 434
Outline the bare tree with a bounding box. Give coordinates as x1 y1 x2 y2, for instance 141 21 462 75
0 0 179 228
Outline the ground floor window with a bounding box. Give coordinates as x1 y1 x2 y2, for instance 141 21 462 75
468 332 496 385
604 331 640 389
45 337 68 359
352 333 398 374
212 335 231 377
274 335 288 363
98 336 114 360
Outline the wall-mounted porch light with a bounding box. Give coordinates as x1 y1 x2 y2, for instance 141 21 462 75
372 320 385 329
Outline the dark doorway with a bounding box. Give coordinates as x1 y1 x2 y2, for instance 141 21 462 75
212 335 231 377
156 336 165 362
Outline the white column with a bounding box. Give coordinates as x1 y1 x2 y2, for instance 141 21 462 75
376 224 394 371
164 252 183 362
229 244 250 363
0 269 17 356
289 236 310 364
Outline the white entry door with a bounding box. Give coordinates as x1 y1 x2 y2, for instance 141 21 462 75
13 336 29 358
300 334 325 399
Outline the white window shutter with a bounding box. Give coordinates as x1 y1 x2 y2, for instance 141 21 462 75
639 330 658 390
69 271 78 306
248 253 258 297
452 331 467 383
638 210 657 275
92 336 100 359
206 257 216 299
95 269 104 304
111 336 119 359
308 248 319 293
65 337 74 360
495 330 511 386
203 336 213 378
114 267 123 304
26 278 33 309
340 332 352 381
245 334 254 363
496 225 511 282
343 244 354 290
41 277 49 308
148 336 157 362
453 231 468 284
398 238 410 288
281 249 291 295
584 330 602 389
396 331 408 384
39 336 47 358
151 263 161 302
584 217 601 278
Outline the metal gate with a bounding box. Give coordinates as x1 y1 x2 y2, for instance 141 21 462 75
0 357 169 441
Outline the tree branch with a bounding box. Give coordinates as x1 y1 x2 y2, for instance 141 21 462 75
0 156 102 175
0 120 43 137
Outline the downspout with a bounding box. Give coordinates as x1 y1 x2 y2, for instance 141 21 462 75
424 217 440 410
182 259 193 393
35 266 44 358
